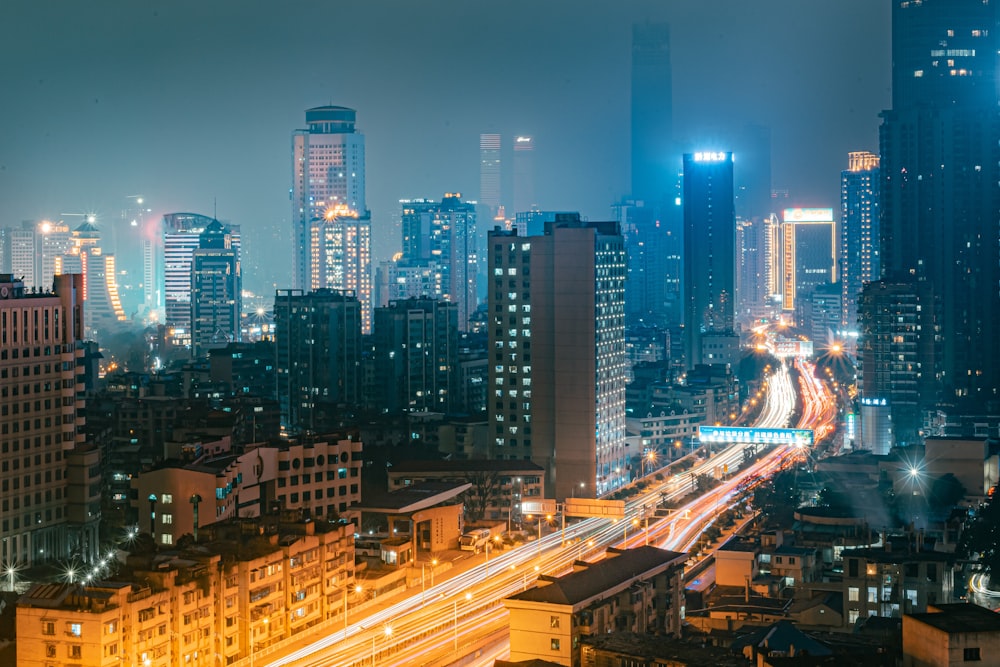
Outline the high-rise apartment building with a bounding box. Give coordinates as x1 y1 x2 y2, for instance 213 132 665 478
616 200 668 327
841 152 880 329
372 298 459 414
780 208 836 317
191 220 242 358
274 288 362 433
631 22 673 203
878 0 1000 407
682 152 735 368
0 273 98 567
3 222 37 289
292 106 367 292
308 206 372 332
37 221 73 292
736 216 770 325
488 215 627 499
398 194 478 330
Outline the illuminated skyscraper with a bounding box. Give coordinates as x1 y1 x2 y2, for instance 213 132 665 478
292 107 367 292
308 206 372 333
840 151 880 328
780 208 836 317
682 152 735 368
488 215 627 499
55 220 126 337
877 0 1000 407
631 22 673 202
38 220 73 292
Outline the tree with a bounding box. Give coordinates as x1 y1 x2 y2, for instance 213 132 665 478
464 470 502 523
928 473 965 510
960 493 1000 586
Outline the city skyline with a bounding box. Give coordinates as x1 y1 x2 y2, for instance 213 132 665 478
1 1 890 294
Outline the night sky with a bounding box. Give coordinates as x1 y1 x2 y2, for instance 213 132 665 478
0 1 890 294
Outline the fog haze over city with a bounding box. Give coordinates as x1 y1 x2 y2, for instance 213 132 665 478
1 1 889 291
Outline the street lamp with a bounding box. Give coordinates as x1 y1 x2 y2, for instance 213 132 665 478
372 624 392 667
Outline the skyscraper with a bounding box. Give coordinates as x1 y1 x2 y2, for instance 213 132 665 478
479 133 502 215
292 107 367 292
488 215 627 499
162 213 241 349
274 288 362 433
735 216 769 325
780 208 836 317
840 151 880 329
630 22 673 203
191 220 242 358
398 194 478 330
878 0 1000 407
55 220 126 337
682 152 735 368
512 135 535 215
309 205 373 333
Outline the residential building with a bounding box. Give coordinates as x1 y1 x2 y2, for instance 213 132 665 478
371 297 459 414
842 545 955 624
682 152 735 368
274 288 362 434
487 215 628 498
903 603 1000 667
0 273 93 566
308 206 372 333
840 151 880 329
504 546 686 666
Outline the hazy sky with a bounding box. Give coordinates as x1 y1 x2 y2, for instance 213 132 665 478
0 1 890 293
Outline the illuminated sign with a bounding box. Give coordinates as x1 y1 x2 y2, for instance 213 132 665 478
860 397 889 407
692 151 729 162
697 425 815 447
783 208 834 223
846 412 856 441
515 136 532 143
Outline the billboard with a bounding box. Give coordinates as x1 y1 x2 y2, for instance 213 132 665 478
697 425 814 447
521 499 557 516
783 207 834 223
563 498 626 519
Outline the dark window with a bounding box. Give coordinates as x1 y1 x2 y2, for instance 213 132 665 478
964 647 981 661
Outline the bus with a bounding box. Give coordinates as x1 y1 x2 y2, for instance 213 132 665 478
459 528 491 553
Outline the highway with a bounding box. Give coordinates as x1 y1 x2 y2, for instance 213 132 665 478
263 359 830 667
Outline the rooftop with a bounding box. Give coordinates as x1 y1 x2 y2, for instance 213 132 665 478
508 546 686 606
580 632 748 666
390 459 544 474
355 481 471 513
907 603 1000 634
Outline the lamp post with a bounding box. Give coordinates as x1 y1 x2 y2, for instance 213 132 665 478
372 625 392 667
346 584 362 632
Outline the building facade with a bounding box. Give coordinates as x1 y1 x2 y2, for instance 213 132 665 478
191 220 242 358
840 151 880 329
488 215 627 499
682 152 735 368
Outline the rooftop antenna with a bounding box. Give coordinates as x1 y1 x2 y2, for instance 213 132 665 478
213 197 217 221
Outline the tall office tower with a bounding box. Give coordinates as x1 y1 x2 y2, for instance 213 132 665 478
512 135 536 215
734 124 773 220
859 280 936 449
142 237 157 312
615 199 666 327
371 298 459 414
682 152 735 368
398 194 478 330
274 288 362 433
191 220 242 358
762 214 782 305
779 208 836 319
55 220 126 337
38 221 73 292
309 206 373 333
115 196 151 313
479 133 502 215
879 0 1000 406
630 22 673 202
162 213 242 349
0 273 91 566
487 215 627 499
840 152 881 330
736 216 769 325
292 107 367 292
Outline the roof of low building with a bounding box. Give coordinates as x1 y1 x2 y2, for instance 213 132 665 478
907 603 1000 634
579 632 748 666
355 481 471 513
507 546 686 607
390 459 544 474
732 620 833 656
